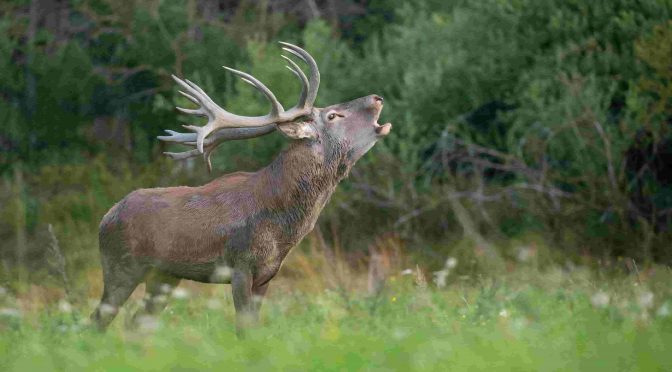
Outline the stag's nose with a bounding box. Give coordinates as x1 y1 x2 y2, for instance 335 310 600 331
373 95 384 105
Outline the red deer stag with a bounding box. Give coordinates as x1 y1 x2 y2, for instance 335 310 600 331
91 42 391 332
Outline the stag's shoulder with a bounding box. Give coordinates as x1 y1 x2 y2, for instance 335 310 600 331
204 171 256 190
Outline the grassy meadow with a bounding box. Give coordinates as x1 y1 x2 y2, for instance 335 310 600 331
2 240 672 371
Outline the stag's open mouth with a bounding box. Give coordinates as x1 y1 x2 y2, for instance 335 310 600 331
371 99 390 137
375 122 392 137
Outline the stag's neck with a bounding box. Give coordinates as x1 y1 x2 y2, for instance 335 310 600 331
260 139 348 215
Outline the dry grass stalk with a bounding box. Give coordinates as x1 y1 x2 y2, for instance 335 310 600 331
46 224 71 300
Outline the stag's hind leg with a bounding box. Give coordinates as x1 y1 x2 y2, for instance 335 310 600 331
130 270 181 326
90 257 148 330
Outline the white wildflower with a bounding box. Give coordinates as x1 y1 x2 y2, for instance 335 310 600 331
172 287 189 300
511 317 528 333
433 270 449 289
206 298 223 310
211 265 233 282
656 303 670 318
0 307 22 318
499 309 509 318
153 295 168 305
591 291 610 308
159 284 173 294
392 328 409 340
638 291 654 309
58 299 72 313
99 303 117 316
136 315 160 332
400 268 414 276
516 246 534 262
445 257 458 269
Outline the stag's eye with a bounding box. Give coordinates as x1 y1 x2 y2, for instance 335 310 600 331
327 112 344 121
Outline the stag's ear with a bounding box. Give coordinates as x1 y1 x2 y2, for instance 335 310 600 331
276 120 317 140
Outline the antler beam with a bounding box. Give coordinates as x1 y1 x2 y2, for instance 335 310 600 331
162 41 321 160
158 125 276 173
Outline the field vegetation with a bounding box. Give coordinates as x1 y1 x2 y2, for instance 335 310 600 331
3 239 672 371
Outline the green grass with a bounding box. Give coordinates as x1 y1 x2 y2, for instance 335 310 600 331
2 263 672 372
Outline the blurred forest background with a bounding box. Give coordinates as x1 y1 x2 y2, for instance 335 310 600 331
1 0 672 285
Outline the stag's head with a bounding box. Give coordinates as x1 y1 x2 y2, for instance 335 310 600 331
159 42 391 172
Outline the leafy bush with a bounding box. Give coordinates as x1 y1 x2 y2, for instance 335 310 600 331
2 0 672 275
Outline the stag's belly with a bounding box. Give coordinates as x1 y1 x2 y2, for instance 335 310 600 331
149 259 225 283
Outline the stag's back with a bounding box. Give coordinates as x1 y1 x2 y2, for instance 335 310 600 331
99 171 264 264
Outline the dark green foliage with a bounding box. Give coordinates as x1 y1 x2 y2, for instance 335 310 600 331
1 0 672 273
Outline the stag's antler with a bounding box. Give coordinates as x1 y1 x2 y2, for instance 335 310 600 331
159 41 320 168
159 125 276 173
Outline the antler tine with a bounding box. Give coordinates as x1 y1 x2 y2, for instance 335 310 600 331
222 66 284 117
278 42 320 108
158 129 197 143
281 55 309 110
178 90 199 105
164 148 216 174
159 125 277 173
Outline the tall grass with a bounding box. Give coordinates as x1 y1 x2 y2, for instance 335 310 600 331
1 241 671 371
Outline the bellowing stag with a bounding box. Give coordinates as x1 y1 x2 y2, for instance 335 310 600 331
91 42 391 333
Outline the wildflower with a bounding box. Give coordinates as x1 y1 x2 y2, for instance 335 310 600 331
159 284 173 294
400 268 413 276
391 296 397 302
153 295 168 305
591 291 610 308
656 303 670 318
0 307 22 318
252 294 264 306
172 287 189 300
136 315 160 332
445 257 458 269
499 309 509 318
99 303 117 316
206 298 223 310
392 328 408 340
511 318 528 332
433 270 449 289
211 265 233 282
638 291 654 309
58 299 72 313
516 246 534 262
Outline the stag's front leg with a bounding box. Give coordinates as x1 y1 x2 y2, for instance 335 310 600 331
231 267 255 336
251 282 269 317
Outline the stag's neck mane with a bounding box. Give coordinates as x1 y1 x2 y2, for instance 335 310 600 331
257 138 350 212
